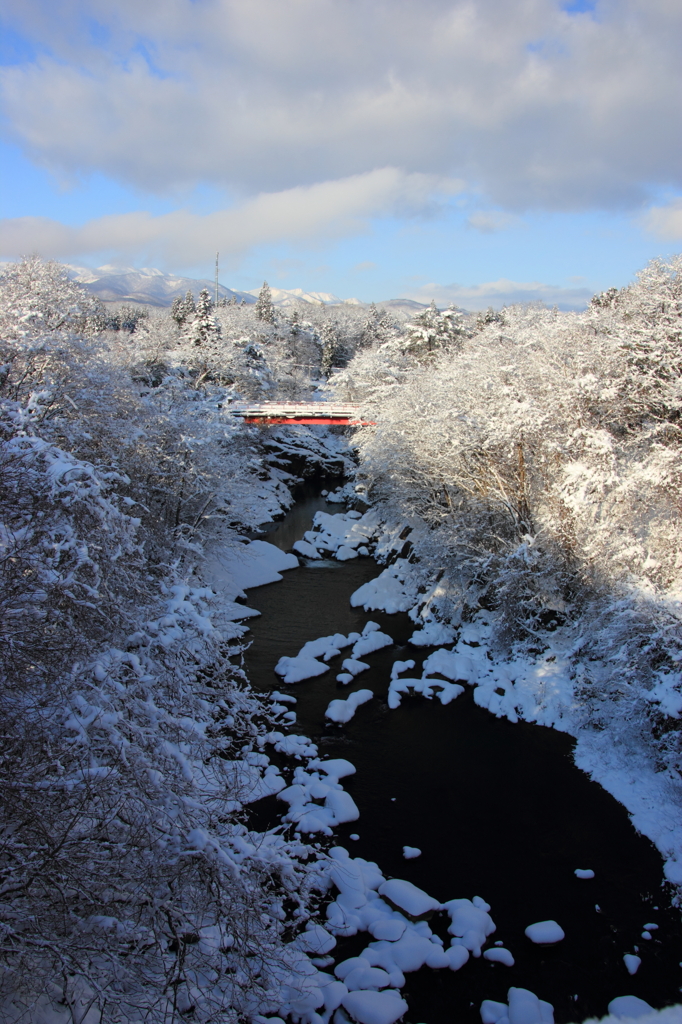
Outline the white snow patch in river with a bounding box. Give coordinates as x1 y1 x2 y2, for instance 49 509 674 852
351 560 416 614
326 689 374 724
206 539 298 599
524 920 565 944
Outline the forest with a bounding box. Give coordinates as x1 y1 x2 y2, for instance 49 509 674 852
1 254 681 1022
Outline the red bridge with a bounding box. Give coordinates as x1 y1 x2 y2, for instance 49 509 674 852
230 402 375 425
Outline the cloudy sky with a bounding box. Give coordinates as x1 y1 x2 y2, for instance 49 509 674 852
1 0 681 308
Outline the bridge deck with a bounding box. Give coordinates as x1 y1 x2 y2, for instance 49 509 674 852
230 402 375 425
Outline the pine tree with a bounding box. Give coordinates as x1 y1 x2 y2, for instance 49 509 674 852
171 290 196 326
404 301 468 356
255 281 275 323
361 302 392 347
320 321 339 377
187 288 221 346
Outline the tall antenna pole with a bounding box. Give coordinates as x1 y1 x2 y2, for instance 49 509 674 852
215 251 219 305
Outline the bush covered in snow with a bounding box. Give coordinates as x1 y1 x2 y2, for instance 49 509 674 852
0 257 338 1022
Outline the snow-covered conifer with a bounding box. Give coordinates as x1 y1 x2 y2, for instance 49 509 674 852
171 289 196 326
187 287 221 347
255 280 276 323
403 301 470 356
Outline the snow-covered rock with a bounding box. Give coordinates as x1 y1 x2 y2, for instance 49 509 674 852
342 989 409 1024
608 996 654 1019
524 920 565 945
377 879 440 919
326 689 374 724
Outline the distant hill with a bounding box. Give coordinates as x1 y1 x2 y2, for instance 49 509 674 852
61 264 428 314
377 298 432 315
64 265 254 308
243 285 363 307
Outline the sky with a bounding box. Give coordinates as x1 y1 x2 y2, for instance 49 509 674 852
1 0 682 310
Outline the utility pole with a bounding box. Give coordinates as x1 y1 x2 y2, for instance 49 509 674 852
215 251 219 306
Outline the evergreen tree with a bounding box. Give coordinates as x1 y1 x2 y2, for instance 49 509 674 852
404 301 469 356
255 281 275 323
171 289 196 326
320 320 339 377
187 288 221 346
361 302 394 347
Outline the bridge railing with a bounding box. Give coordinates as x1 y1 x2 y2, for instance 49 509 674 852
227 402 375 425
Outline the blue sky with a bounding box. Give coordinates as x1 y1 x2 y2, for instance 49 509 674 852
1 0 681 309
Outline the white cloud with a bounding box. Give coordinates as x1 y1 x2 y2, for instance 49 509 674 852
642 200 682 240
405 278 593 311
0 169 464 265
2 0 682 209
467 211 520 233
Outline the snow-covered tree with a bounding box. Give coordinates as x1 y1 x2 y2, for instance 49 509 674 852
361 302 398 348
403 301 470 356
0 257 330 1021
0 254 104 340
170 289 196 326
320 320 340 377
255 280 276 323
187 287 221 347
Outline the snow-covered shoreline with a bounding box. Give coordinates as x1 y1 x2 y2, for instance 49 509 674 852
227 498 682 1024
297 504 682 891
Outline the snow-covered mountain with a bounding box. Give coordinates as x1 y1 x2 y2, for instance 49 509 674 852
63 264 427 313
65 264 254 307
244 285 363 308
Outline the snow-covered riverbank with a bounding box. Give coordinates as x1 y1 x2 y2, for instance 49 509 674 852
272 504 682 895
228 492 682 1024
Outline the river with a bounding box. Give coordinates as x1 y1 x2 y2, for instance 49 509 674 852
242 483 681 1023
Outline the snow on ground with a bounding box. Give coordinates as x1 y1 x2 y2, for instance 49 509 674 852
350 558 417 614
205 538 299 602
572 729 682 886
409 620 457 645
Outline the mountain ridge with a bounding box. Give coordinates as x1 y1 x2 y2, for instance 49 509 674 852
61 264 427 314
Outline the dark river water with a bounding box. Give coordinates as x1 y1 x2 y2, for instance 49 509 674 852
243 484 681 1023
